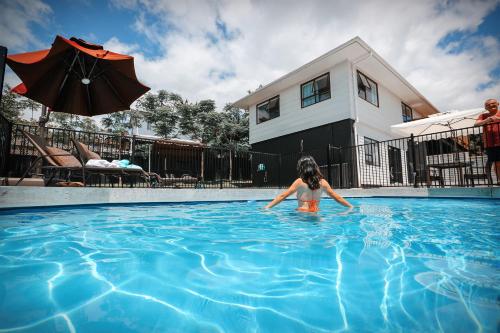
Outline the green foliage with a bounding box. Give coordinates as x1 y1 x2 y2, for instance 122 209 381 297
180 99 222 144
1 85 249 149
49 113 80 129
138 90 180 138
0 85 30 122
100 110 141 134
49 112 100 132
78 117 100 132
137 90 249 148
218 103 249 149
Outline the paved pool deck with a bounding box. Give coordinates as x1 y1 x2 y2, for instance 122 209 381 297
0 186 499 209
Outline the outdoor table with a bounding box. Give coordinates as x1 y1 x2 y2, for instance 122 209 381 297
426 161 472 187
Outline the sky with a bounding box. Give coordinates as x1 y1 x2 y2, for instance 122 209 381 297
1 0 499 115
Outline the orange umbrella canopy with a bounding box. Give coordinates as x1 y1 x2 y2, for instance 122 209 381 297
6 35 150 116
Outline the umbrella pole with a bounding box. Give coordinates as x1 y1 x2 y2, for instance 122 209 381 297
37 105 50 138
35 105 50 176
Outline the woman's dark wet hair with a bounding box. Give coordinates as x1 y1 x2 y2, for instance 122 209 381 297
297 155 323 190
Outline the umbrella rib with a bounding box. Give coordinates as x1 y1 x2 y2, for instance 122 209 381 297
77 52 86 78
88 57 99 79
59 50 80 93
55 50 80 109
101 75 128 108
86 84 92 115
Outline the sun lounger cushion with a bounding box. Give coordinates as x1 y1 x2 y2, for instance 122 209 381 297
74 141 101 160
45 147 82 167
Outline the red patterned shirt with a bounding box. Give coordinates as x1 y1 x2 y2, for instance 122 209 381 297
477 113 500 148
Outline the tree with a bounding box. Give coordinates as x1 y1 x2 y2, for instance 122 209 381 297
137 90 180 138
178 99 225 144
21 98 41 122
77 117 100 132
0 85 25 122
101 110 138 133
219 103 249 149
48 112 81 130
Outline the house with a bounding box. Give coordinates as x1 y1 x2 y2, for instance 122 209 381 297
233 36 439 187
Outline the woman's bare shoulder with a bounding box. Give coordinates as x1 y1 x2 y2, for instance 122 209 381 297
294 178 304 183
320 179 330 187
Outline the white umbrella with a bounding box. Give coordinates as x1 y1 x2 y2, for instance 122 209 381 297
391 108 485 136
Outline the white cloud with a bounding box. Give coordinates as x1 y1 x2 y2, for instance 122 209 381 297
2 0 500 114
0 0 52 52
103 0 500 112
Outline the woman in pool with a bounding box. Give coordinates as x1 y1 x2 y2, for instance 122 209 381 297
265 155 353 212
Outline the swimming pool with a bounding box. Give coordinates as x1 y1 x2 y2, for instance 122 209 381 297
0 198 498 332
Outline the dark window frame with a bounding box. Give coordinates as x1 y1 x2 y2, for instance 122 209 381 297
300 73 331 108
401 102 413 123
364 136 380 166
256 95 280 124
357 71 379 107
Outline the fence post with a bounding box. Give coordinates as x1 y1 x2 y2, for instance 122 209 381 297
326 144 332 186
131 135 136 164
0 115 12 177
410 133 418 188
219 149 223 189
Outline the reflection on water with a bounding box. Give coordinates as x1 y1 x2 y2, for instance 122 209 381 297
0 198 498 332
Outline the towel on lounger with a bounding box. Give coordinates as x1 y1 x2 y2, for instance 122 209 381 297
85 159 142 170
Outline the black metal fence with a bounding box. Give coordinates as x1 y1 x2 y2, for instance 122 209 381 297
0 114 11 177
3 121 283 188
1 117 499 188
325 124 499 188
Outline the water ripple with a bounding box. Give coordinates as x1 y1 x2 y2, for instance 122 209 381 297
0 198 498 332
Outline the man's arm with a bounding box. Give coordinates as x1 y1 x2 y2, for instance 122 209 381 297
475 114 493 126
264 179 301 209
321 179 353 208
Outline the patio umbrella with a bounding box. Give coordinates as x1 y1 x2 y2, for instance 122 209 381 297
6 35 150 116
392 108 487 183
390 108 485 136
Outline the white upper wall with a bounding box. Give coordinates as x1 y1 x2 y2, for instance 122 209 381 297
236 37 439 145
353 68 424 142
249 61 352 144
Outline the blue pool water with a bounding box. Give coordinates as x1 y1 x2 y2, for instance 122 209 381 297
0 198 498 332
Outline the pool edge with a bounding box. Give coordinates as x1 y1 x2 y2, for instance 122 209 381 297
0 186 498 210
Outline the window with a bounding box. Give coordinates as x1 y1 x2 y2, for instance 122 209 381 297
146 121 152 130
301 73 331 108
364 137 380 166
256 96 280 124
357 71 379 107
402 102 413 122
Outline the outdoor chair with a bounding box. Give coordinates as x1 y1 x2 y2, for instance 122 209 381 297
160 173 197 188
71 138 161 187
463 153 492 187
16 130 85 186
425 168 445 188
16 130 151 187
464 166 491 187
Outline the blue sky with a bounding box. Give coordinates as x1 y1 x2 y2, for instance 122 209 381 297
29 0 164 58
438 3 500 80
1 0 499 112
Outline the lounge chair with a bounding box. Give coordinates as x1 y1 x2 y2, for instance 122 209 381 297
71 138 161 187
17 130 152 187
16 130 85 186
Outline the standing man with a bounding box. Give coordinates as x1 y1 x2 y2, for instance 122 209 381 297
475 99 500 184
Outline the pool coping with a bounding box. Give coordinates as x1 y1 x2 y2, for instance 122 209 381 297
0 186 499 209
